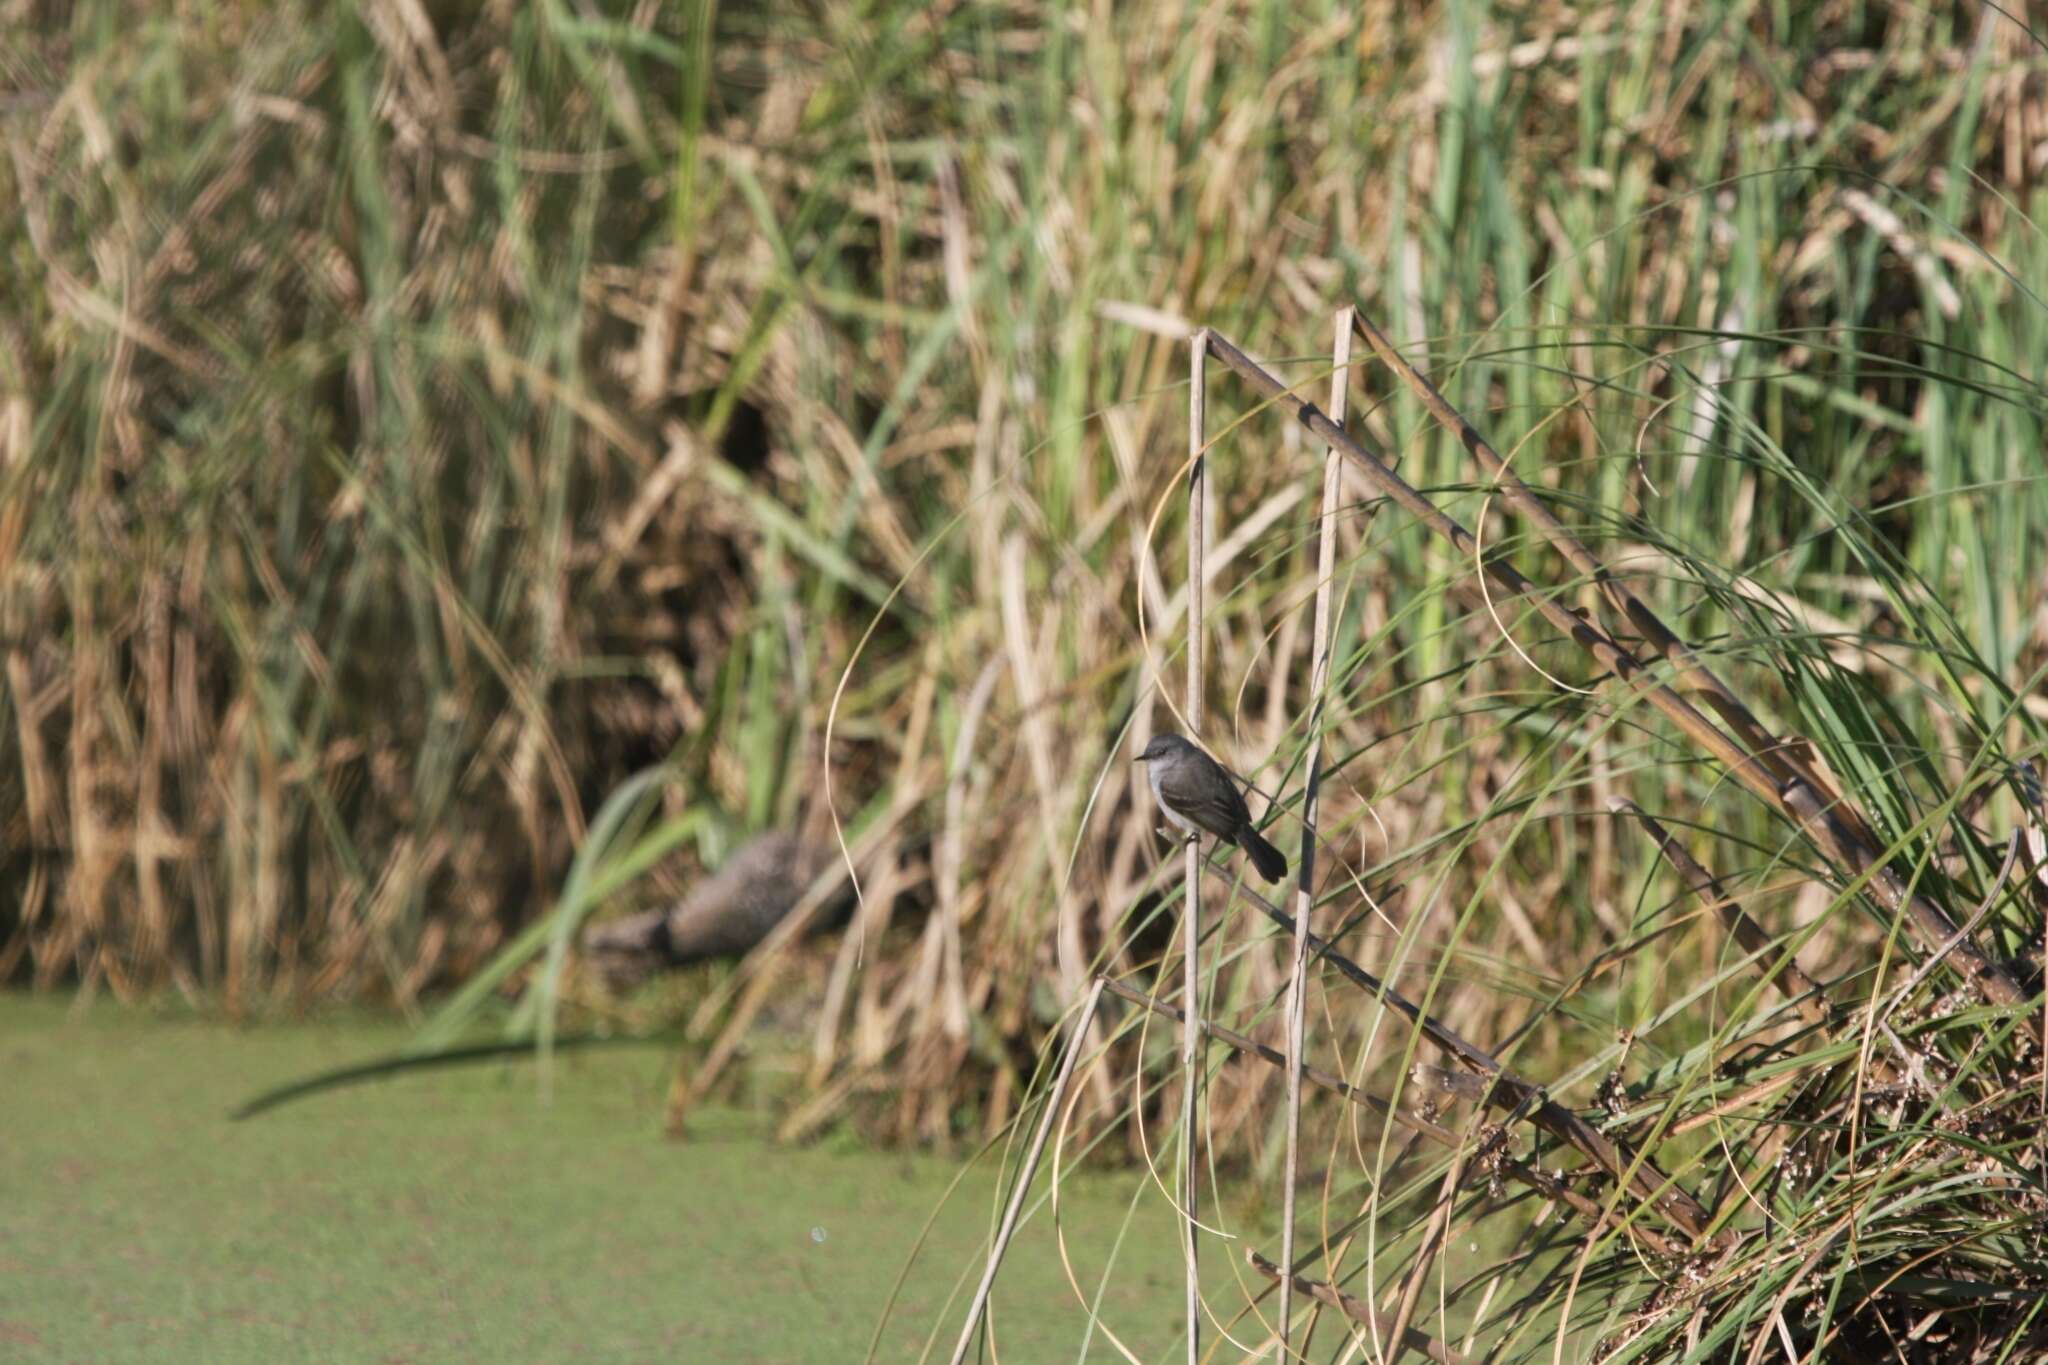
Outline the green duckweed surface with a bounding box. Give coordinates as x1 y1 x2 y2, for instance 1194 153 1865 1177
0 995 1191 1362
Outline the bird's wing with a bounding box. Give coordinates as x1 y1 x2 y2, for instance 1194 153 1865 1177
1157 756 1252 835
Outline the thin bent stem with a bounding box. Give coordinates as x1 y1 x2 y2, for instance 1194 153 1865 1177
1240 884 1724 1246
1101 975 1680 1258
948 978 1107 1365
1181 327 1207 1363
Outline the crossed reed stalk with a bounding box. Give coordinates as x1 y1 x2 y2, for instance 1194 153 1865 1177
950 303 2045 1364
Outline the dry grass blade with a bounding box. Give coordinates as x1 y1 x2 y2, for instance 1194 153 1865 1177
1244 1250 1473 1365
1383 1123 1472 1365
1100 978 1681 1258
1612 798 1833 1031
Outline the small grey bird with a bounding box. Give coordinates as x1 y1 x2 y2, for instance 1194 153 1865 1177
1135 733 1287 882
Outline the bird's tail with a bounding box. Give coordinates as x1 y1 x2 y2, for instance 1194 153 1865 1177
1241 826 1287 883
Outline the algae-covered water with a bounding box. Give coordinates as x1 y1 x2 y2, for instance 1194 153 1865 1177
0 996 1188 1362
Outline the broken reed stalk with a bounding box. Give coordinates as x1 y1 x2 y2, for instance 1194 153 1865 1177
1236 885 1722 1245
1344 314 1834 807
949 978 1107 1365
1878 829 2023 1021
1245 1250 1473 1365
1275 306 1353 1356
1612 799 1834 1032
1181 328 1207 1361
1612 801 1946 1146
1200 322 2032 1018
1098 977 1679 1257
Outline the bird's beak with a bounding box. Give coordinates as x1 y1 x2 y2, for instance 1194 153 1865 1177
1131 756 1147 765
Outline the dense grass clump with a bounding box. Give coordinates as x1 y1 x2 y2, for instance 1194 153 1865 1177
8 3 2048 1354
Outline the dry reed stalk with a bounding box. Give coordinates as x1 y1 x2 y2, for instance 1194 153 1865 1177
133 578 172 976
254 721 283 1000
1202 324 2033 1019
1612 799 1834 1031
171 536 218 990
3 596 57 982
949 977 1107 1365
930 657 1002 1044
1276 307 1354 1358
1179 327 1207 1361
1244 1250 1472 1365
1383 1087 1498 1365
64 577 115 990
1000 530 1087 1006
812 854 904 1082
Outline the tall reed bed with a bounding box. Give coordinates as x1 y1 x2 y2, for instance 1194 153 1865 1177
938 273 2047 1354
8 2 2048 1352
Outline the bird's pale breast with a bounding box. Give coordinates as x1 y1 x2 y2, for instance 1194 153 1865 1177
1147 761 1202 835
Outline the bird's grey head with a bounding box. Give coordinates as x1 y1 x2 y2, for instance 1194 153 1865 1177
1135 733 1195 764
